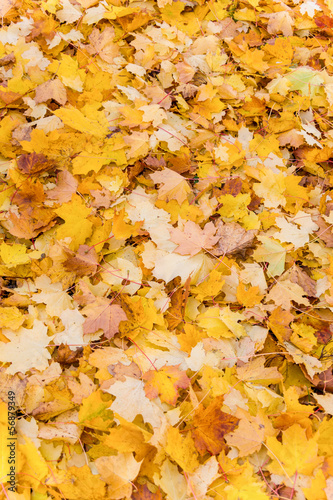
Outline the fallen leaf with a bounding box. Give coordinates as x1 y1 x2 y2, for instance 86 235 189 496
169 220 218 256
83 299 127 339
34 78 67 105
150 168 191 204
143 365 190 406
191 396 239 455
213 221 257 255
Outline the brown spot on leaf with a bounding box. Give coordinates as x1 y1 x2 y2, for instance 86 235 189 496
191 396 239 455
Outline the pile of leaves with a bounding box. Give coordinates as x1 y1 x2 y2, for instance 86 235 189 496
1 0 333 498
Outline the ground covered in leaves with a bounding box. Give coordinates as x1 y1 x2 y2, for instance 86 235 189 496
1 0 333 498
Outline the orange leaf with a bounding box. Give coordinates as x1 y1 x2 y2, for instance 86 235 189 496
191 396 239 455
143 365 190 406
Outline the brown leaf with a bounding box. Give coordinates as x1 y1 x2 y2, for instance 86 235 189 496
315 15 333 29
88 27 119 63
54 344 83 365
213 221 257 255
128 161 145 182
63 245 98 277
0 52 15 65
131 484 163 500
218 17 243 39
0 88 20 105
165 276 191 330
247 193 262 212
281 265 316 297
144 156 166 169
13 178 45 207
73 279 96 306
90 189 113 208
34 78 67 105
17 152 54 175
178 83 198 99
314 326 332 345
220 178 243 197
191 396 239 455
168 154 193 174
311 367 333 393
315 217 333 247
83 298 128 339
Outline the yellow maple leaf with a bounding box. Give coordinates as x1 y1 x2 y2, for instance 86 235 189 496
50 465 106 500
165 426 199 472
0 242 31 267
197 306 246 339
0 306 24 330
236 282 263 307
266 424 323 476
54 106 110 138
192 269 225 301
55 194 93 250
218 193 251 221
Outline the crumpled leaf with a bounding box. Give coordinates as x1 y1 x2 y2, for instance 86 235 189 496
213 221 257 255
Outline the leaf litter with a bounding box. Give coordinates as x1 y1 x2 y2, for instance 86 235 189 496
1 0 333 499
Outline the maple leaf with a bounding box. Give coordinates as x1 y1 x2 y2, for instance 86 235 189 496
82 298 128 339
266 279 310 311
236 282 264 307
50 465 106 500
191 396 239 455
225 409 273 457
54 194 93 250
34 78 67 105
6 205 57 239
213 221 257 255
165 426 199 472
268 307 294 343
46 169 78 203
104 376 166 431
169 220 219 256
132 484 163 500
150 168 191 204
165 278 190 329
17 152 54 175
267 424 322 476
143 365 190 406
0 320 53 375
63 244 98 277
154 459 187 500
95 453 141 500
3 0 333 495
88 27 119 64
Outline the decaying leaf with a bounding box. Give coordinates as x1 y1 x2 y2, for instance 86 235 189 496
213 221 258 255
